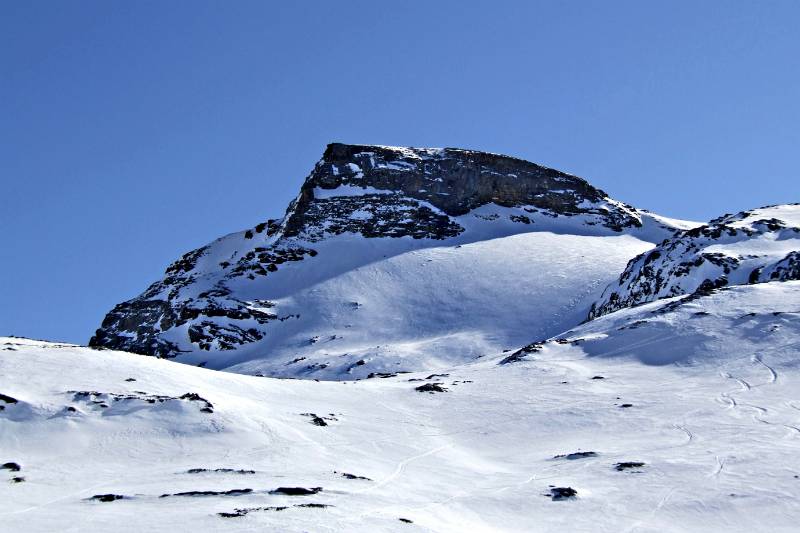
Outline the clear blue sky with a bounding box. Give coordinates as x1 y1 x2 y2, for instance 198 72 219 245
2 1 799 343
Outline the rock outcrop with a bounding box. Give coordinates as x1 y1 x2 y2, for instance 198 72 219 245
589 204 800 319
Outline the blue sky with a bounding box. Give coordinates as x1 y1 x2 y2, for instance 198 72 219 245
2 1 799 343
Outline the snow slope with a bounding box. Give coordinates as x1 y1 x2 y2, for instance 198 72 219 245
591 204 800 318
90 144 694 378
4 281 800 532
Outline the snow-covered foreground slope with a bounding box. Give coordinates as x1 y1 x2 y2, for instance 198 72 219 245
90 143 694 378
4 281 800 532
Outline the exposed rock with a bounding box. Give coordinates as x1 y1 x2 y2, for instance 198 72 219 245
218 507 288 517
186 468 255 475
415 383 448 393
160 488 252 498
90 494 125 502
301 412 335 426
270 486 322 496
0 393 18 404
68 390 213 414
217 503 330 518
367 372 399 379
548 487 578 500
615 461 646 471
499 343 543 365
301 143 641 229
553 451 597 460
335 471 372 481
591 205 800 318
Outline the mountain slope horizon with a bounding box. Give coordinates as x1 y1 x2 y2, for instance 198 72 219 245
89 143 695 378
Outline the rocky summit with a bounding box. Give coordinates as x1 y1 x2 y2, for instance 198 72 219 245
89 143 690 377
284 143 646 239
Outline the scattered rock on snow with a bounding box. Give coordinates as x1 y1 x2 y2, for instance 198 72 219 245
160 489 253 498
614 462 646 471
270 486 322 496
0 393 19 404
367 372 398 379
335 471 371 480
499 343 543 365
218 506 288 517
553 451 598 460
186 468 255 475
90 494 125 502
415 383 448 393
301 412 337 426
548 487 578 500
69 390 214 414
217 503 331 518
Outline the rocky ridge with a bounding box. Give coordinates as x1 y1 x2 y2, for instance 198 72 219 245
590 204 800 319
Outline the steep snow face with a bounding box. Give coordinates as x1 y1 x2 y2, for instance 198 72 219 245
90 144 691 377
590 204 800 319
4 282 800 532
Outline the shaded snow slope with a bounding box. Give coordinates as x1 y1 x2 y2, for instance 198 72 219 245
591 204 800 319
90 144 693 378
4 282 800 532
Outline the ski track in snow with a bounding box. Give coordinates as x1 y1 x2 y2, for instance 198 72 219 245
752 354 778 384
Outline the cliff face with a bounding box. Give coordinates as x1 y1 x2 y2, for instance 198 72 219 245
278 143 647 242
89 143 685 375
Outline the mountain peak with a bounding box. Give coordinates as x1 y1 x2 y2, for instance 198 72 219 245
89 144 687 371
282 143 643 241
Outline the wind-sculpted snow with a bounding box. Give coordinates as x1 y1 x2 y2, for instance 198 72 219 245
590 204 800 319
516 281 800 367
5 282 800 531
90 144 690 375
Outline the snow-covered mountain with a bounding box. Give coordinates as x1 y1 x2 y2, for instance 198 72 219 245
590 204 800 319
6 142 800 531
89 144 694 378
5 281 800 532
